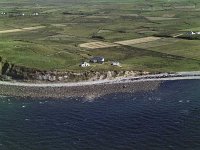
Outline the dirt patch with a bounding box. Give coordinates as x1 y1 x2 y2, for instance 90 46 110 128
51 24 66 27
98 29 113 33
174 5 195 9
79 42 119 49
146 17 179 21
162 14 176 18
85 15 110 19
0 26 45 34
121 14 139 17
114 36 161 45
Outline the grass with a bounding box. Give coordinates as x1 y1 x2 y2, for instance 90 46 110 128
181 27 200 31
122 55 200 72
0 0 199 73
146 40 200 60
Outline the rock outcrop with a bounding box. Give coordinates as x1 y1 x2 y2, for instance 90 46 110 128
0 59 150 82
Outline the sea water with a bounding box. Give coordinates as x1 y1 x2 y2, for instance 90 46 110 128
0 80 200 150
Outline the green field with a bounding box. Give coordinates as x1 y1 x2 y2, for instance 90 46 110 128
0 0 200 73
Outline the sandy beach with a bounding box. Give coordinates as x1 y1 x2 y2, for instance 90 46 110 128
0 71 200 98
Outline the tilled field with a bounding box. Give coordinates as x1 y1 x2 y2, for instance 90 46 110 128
79 41 119 49
114 37 161 45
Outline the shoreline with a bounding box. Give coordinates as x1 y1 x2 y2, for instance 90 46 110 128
1 71 200 87
0 71 200 98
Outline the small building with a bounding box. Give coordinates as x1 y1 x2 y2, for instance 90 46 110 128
1 12 6 15
187 31 196 35
80 62 90 67
33 12 39 16
90 56 105 64
111 61 121 67
187 31 200 36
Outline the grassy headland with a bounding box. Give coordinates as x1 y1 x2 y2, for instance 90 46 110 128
0 0 199 81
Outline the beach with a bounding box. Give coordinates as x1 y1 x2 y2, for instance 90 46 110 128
0 71 200 98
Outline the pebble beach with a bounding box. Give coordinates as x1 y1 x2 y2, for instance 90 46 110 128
1 71 200 98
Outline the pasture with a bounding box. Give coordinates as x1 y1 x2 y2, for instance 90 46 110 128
0 0 199 72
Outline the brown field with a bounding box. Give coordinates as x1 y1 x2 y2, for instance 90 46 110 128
130 38 180 49
121 14 139 17
79 42 119 49
79 37 162 49
97 29 113 33
51 24 67 27
85 15 110 19
114 36 161 45
146 17 179 21
0 26 45 34
174 5 195 9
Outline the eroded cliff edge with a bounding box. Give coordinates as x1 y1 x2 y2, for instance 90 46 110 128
0 58 150 82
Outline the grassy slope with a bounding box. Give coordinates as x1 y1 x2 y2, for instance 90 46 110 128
0 0 199 72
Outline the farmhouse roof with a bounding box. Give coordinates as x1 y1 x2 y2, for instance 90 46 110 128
90 56 104 61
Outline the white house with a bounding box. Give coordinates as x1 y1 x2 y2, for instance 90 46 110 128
33 12 39 16
111 61 121 67
188 31 196 35
188 31 200 35
80 62 90 67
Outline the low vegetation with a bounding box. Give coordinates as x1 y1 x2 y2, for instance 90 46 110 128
0 0 199 77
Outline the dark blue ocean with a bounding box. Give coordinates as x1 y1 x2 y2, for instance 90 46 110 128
0 80 200 150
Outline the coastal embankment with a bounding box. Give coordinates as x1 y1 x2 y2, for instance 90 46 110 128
0 59 147 82
0 71 200 98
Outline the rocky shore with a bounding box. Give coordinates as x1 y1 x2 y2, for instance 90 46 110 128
0 71 200 99
0 81 161 99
